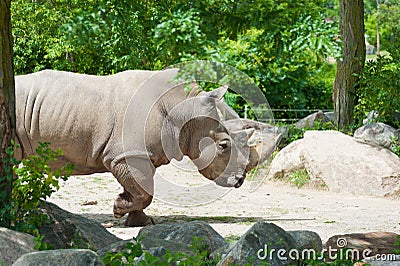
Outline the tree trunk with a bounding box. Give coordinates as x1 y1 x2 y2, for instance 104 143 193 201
0 0 16 228
334 0 366 129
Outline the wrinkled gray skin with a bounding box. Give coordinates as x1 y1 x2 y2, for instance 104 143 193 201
15 69 255 226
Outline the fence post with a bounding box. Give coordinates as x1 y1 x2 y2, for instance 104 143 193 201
244 105 248 119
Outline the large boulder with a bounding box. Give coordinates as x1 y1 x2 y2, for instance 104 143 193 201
325 232 400 260
0 227 36 265
287 230 322 253
12 249 104 266
37 201 121 250
268 139 306 178
217 222 298 266
354 122 400 151
268 130 400 198
137 221 227 255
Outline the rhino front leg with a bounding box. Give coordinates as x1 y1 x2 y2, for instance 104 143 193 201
113 189 153 226
111 158 155 226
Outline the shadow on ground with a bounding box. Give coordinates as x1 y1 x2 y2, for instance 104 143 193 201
79 213 316 228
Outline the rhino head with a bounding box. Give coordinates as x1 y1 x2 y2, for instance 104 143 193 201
194 127 255 188
171 85 255 188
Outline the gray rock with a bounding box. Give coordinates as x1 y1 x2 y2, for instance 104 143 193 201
324 112 335 123
268 139 306 178
0 227 36 266
12 249 104 266
364 255 400 265
287 230 323 252
295 111 332 129
137 221 227 254
210 241 237 262
269 130 400 198
354 122 400 151
363 110 380 125
302 131 400 198
217 222 297 266
325 232 400 260
134 247 167 265
140 236 193 255
37 201 121 250
96 239 139 258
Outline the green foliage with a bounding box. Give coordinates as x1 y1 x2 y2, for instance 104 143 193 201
34 234 55 251
393 235 400 254
391 136 400 158
365 1 400 50
153 9 208 67
0 142 73 250
0 143 20 228
287 169 310 188
200 14 338 117
301 257 359 266
12 0 339 117
102 241 143 266
102 237 215 266
355 44 400 128
12 142 74 233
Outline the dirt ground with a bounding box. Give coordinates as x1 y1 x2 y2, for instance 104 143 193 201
49 160 400 243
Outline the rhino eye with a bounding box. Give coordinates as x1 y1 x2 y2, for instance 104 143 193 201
218 139 230 150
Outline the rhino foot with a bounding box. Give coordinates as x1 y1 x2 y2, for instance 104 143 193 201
113 193 135 218
124 210 155 227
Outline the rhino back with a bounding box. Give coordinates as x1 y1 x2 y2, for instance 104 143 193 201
15 69 154 173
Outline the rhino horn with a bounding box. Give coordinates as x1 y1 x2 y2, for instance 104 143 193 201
231 128 255 144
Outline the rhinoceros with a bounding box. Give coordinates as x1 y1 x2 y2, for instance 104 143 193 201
15 69 258 226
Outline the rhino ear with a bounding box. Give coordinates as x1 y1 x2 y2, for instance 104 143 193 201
231 128 255 144
206 84 229 100
199 85 229 107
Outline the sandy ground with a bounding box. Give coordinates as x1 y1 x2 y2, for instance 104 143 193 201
49 160 400 244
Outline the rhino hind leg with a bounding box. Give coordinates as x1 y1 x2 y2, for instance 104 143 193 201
124 210 155 226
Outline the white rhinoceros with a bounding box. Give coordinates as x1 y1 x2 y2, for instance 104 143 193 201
15 69 256 226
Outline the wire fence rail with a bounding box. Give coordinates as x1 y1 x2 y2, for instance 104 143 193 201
243 105 333 123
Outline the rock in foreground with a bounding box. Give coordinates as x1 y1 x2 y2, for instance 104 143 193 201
137 221 227 254
38 201 121 250
12 249 104 266
0 227 36 265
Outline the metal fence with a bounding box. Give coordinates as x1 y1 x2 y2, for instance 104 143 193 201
243 105 333 123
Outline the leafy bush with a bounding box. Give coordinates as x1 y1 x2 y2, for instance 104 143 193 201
12 0 338 117
153 9 209 67
202 17 338 118
355 43 400 128
393 236 400 255
391 136 400 158
0 142 74 235
287 169 310 188
101 237 215 266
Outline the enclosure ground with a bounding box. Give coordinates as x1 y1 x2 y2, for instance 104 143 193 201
49 163 400 243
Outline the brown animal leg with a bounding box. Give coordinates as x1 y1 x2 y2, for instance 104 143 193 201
111 159 155 226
